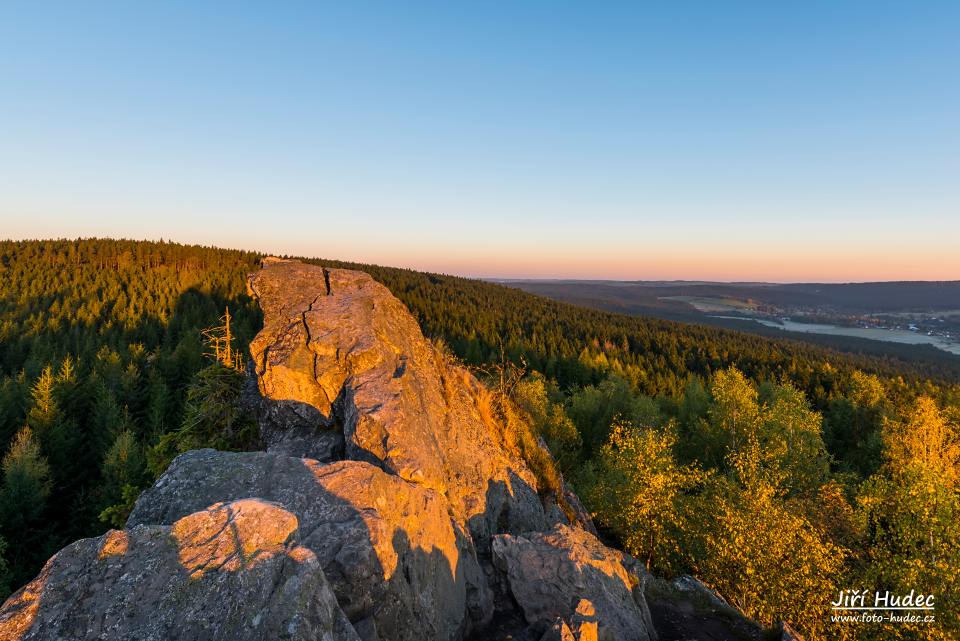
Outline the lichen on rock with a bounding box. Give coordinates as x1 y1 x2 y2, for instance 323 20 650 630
0 499 357 641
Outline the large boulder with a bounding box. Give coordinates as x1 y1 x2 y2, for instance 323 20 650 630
0 499 358 641
642 575 763 641
247 260 547 549
492 525 656 641
128 449 491 641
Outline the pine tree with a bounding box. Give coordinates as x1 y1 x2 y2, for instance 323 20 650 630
0 427 52 536
0 536 11 598
27 366 57 434
98 430 146 528
87 382 125 462
25 366 79 494
143 369 170 440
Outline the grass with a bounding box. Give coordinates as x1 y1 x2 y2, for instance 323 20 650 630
431 336 577 523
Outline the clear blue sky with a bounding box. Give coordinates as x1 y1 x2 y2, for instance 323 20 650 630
1 1 957 281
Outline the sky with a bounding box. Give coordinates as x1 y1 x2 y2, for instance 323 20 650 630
1 2 958 282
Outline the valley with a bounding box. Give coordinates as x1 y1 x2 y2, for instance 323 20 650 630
501 279 960 365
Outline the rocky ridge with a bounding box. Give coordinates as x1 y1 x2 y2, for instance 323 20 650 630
0 258 766 641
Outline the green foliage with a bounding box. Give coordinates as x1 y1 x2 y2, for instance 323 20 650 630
0 427 51 532
823 371 889 478
695 463 845 640
0 426 53 590
681 368 832 496
582 367 936 640
512 373 583 475
693 367 763 468
848 370 887 408
856 397 960 639
98 430 147 527
578 368 852 640
583 419 705 572
565 376 661 454
0 537 10 597
471 363 572 520
759 383 831 493
686 371 846 638
0 239 262 598
148 364 258 477
99 485 144 530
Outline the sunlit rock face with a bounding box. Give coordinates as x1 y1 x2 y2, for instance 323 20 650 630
247 260 547 550
171 499 301 579
0 499 358 641
128 450 491 641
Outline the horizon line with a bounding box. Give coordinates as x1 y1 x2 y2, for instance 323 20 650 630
5 234 958 286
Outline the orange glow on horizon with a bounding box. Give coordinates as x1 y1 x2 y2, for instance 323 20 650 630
5 225 957 283
306 242 960 283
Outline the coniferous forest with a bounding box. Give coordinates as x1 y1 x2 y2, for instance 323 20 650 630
1 238 957 640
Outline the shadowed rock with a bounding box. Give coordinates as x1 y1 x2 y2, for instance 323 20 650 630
128 448 492 641
0 499 358 641
248 260 547 549
643 574 763 641
492 525 655 641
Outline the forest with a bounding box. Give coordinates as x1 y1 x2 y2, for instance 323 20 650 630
0 238 956 641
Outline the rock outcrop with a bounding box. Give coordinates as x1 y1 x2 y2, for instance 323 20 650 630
492 525 655 641
247 259 547 550
0 499 359 641
3 258 754 641
128 449 490 641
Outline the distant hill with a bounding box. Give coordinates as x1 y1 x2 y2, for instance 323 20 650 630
500 279 960 370
498 279 960 313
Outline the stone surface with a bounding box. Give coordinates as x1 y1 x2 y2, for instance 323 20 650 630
247 260 547 550
540 619 577 641
668 575 732 611
542 485 596 535
128 449 491 641
569 600 600 641
492 524 655 641
644 575 763 641
0 499 358 641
